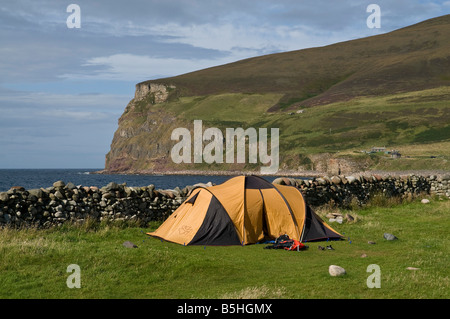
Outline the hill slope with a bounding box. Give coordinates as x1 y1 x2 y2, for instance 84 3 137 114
104 15 450 175
139 14 450 108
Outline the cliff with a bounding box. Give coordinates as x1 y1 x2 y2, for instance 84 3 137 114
105 82 182 173
103 15 450 175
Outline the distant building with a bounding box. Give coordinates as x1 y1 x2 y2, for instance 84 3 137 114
371 147 386 152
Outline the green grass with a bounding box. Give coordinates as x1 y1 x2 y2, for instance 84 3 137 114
1 198 449 299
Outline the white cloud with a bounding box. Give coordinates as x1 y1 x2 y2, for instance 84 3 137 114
146 22 355 54
62 53 248 81
61 21 370 82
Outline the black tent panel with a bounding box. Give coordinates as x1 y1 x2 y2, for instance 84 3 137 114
188 195 241 246
245 175 274 189
186 191 200 204
302 206 343 242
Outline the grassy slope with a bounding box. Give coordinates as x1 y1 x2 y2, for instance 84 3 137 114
153 86 450 171
105 15 450 173
1 198 448 299
141 15 450 105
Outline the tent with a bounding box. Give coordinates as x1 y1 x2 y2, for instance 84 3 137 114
147 175 343 246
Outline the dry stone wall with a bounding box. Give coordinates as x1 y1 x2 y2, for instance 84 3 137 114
1 175 449 228
272 174 449 207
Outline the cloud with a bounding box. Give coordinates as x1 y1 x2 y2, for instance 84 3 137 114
63 53 250 81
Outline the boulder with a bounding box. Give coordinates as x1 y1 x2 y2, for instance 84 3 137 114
329 265 346 276
383 233 398 241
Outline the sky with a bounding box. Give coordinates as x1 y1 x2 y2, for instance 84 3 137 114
0 0 449 169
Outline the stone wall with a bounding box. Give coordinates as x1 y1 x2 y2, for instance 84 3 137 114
272 174 449 207
0 175 449 228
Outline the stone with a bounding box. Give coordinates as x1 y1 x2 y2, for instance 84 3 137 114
346 176 357 184
102 192 113 199
55 212 66 218
272 177 284 185
65 182 76 190
54 190 64 199
329 265 346 276
10 186 25 192
53 181 65 188
123 241 138 248
345 213 354 222
361 253 368 258
383 233 398 241
0 192 8 202
331 176 341 185
421 199 430 204
105 182 119 191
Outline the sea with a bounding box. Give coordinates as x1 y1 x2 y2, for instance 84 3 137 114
0 169 282 192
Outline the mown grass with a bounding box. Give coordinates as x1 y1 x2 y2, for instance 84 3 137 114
1 196 448 299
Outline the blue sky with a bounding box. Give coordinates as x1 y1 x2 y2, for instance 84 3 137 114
1 0 449 168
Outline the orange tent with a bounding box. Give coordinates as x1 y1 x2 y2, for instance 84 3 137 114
148 175 342 245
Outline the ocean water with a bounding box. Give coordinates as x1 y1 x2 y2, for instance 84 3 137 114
0 169 280 192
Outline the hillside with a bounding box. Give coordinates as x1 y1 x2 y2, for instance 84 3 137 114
104 15 450 175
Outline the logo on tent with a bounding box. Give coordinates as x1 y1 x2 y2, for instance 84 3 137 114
179 225 192 235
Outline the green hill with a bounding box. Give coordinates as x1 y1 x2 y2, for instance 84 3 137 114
104 15 450 175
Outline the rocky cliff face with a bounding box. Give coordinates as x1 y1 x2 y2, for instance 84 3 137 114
104 83 185 173
134 82 176 103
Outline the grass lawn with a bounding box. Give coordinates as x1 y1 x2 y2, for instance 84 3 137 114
0 197 448 299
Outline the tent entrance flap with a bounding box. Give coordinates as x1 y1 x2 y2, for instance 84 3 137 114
301 206 343 241
188 195 241 246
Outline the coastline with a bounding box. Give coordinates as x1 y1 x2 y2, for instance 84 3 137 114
93 169 450 178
